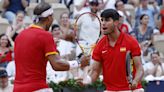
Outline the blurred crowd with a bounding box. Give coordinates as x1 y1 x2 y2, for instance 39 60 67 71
0 0 164 91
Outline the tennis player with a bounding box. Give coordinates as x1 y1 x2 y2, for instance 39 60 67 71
13 2 90 92
82 9 144 92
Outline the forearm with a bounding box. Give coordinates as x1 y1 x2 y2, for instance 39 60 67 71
89 61 102 83
3 0 10 9
89 69 101 82
21 0 29 8
51 59 70 71
134 66 144 83
133 57 144 82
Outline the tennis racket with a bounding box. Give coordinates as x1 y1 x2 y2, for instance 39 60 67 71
125 51 133 92
74 12 101 56
73 12 101 81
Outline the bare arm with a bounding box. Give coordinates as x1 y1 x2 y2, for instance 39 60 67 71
47 54 90 71
48 54 70 71
3 0 10 9
131 56 144 89
21 0 29 8
75 0 87 11
88 60 102 82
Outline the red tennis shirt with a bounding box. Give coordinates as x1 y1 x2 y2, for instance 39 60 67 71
92 32 142 91
13 25 58 92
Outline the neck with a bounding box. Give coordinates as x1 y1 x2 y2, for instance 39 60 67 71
34 23 46 30
108 28 120 42
141 24 147 30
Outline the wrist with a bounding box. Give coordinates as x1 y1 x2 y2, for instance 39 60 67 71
68 60 80 70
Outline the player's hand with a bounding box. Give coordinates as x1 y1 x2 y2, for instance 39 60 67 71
80 55 90 68
130 80 138 89
76 74 92 86
76 78 85 87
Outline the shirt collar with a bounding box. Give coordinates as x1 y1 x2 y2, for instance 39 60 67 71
30 24 44 30
105 32 125 47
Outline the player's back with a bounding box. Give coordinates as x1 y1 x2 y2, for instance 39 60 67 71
14 27 50 91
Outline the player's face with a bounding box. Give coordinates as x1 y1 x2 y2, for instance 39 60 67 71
101 17 115 35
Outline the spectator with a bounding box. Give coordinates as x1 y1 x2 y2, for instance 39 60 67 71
118 10 129 33
0 67 13 92
76 0 100 45
51 24 76 61
47 24 77 82
59 12 75 43
131 14 154 43
73 0 89 18
115 0 132 31
59 0 73 16
130 14 155 56
144 51 164 81
6 11 26 43
101 0 116 10
0 34 12 68
134 0 159 28
2 0 29 24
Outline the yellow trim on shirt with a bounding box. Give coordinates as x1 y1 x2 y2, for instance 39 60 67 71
45 52 58 57
30 24 44 30
120 47 126 52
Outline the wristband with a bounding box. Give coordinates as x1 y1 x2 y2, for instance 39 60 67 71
68 60 80 70
83 75 92 84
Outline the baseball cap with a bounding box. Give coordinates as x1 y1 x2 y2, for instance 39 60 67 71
0 69 8 77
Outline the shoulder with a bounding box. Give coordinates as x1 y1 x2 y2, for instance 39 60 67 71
96 36 107 45
124 33 139 45
124 33 135 40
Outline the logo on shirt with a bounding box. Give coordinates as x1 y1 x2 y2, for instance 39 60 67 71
102 50 107 54
120 47 126 52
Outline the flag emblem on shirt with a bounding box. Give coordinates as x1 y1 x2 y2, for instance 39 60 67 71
120 47 126 52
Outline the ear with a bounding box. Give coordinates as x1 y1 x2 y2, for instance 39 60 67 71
114 20 119 26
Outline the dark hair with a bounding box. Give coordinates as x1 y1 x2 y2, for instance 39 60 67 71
115 0 122 8
51 24 60 31
33 2 51 22
0 68 8 77
0 34 11 47
151 50 160 57
89 0 99 6
140 14 148 20
101 9 119 21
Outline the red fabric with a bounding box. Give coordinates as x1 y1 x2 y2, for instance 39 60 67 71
14 26 58 92
92 32 142 91
119 24 129 33
0 50 12 63
160 10 164 33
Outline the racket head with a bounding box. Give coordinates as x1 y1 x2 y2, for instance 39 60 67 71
73 12 101 55
125 51 133 85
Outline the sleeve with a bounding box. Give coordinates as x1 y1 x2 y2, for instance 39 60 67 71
92 41 103 62
130 37 141 57
41 33 58 57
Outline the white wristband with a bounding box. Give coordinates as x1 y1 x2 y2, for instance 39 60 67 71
83 75 92 85
68 60 79 70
